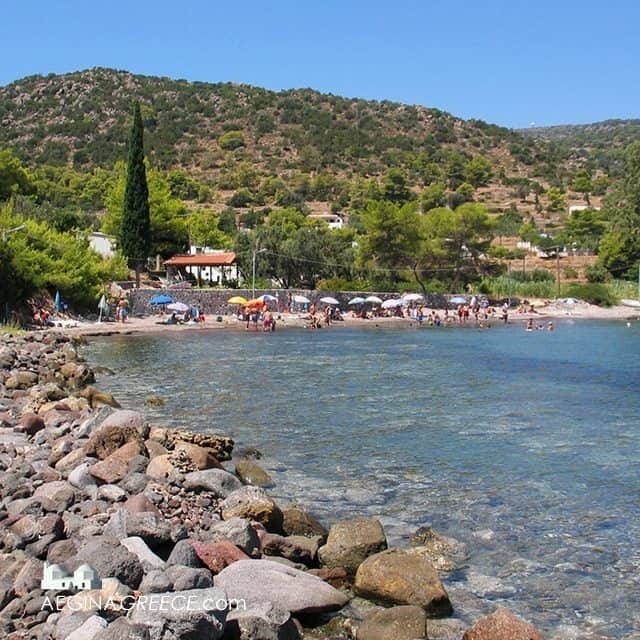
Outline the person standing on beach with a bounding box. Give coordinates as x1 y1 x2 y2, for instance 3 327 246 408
117 299 128 323
501 303 509 324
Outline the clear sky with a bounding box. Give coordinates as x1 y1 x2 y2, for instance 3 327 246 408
1 0 638 128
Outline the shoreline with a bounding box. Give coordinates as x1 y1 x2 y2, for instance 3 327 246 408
53 301 639 338
0 331 552 639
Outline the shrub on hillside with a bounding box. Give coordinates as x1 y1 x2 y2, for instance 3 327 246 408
563 283 617 307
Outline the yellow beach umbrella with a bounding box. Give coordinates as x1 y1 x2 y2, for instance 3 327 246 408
228 296 248 304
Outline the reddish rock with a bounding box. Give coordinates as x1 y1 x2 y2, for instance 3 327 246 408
145 439 169 459
85 424 144 460
307 567 350 589
18 413 45 436
112 440 147 463
190 540 249 574
463 608 545 640
124 494 161 516
88 455 128 484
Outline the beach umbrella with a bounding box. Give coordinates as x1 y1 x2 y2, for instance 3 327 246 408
228 295 248 305
258 294 277 302
149 294 174 305
348 297 366 305
320 296 340 305
246 298 267 307
449 296 467 305
97 294 108 323
167 301 189 312
54 291 62 313
402 293 423 302
292 294 310 304
365 295 383 304
381 299 403 309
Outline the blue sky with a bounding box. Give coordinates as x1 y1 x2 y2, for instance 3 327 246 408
1 0 638 128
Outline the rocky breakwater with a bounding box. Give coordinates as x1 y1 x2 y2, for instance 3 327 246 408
0 331 546 640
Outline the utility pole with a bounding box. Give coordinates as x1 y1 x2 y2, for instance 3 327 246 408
555 248 561 299
251 248 267 299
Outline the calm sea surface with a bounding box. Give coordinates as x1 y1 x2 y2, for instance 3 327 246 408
83 320 640 639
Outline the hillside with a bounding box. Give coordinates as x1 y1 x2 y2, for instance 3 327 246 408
0 69 562 203
520 119 640 176
0 68 626 234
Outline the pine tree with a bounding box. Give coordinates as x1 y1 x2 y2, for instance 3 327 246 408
121 102 151 287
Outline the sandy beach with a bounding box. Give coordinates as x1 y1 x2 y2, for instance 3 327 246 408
56 300 640 337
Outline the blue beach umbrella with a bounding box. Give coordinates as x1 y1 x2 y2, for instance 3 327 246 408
149 294 174 305
54 291 62 312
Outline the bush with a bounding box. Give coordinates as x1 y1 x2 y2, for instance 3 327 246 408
585 264 610 283
218 130 245 151
563 283 617 307
479 276 556 299
510 268 554 283
563 267 578 279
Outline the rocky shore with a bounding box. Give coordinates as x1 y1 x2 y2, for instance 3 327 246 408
0 331 547 640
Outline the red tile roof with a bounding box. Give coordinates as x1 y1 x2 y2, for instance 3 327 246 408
164 252 236 267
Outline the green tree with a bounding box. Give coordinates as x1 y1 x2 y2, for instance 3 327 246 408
103 162 189 260
464 156 493 187
0 149 33 200
597 142 640 277
546 187 566 212
382 169 413 204
120 103 151 286
360 201 420 282
571 169 593 205
187 210 232 249
560 208 607 251
420 183 446 212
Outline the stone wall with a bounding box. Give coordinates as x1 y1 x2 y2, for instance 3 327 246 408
128 288 450 317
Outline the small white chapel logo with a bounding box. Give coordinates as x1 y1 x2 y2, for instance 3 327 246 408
41 562 102 591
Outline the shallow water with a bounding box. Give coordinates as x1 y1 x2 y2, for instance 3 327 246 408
84 320 640 638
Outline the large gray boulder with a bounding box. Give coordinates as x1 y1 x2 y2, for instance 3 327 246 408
215 559 350 616
354 549 452 617
65 615 108 640
318 517 387 576
73 537 144 589
356 605 427 640
121 537 166 572
103 509 172 551
128 587 228 640
210 517 261 557
94 618 151 639
183 468 242 497
225 601 300 640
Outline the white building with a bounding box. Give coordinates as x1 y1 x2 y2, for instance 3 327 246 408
88 232 116 258
307 213 346 230
164 249 240 285
41 562 101 591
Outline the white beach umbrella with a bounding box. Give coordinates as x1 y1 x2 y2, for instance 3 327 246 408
381 299 404 309
402 293 423 302
167 301 190 312
292 294 311 304
319 296 340 305
348 297 366 305
365 295 383 304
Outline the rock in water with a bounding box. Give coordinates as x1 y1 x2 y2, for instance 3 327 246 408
183 468 242 497
235 458 273 486
354 549 452 617
128 586 228 639
214 559 350 616
462 607 545 640
220 486 283 532
357 605 427 640
318 517 387 576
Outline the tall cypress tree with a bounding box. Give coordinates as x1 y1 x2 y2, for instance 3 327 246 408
121 102 151 287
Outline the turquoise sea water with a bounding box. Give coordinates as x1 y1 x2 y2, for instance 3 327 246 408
84 320 640 639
